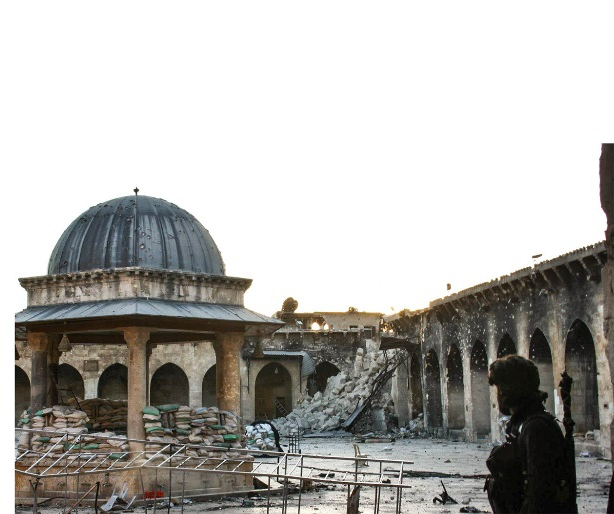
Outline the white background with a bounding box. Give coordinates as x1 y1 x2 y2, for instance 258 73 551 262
2 2 613 458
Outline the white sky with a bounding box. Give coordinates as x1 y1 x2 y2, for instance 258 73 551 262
2 2 613 345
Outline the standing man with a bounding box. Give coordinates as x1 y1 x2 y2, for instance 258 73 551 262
485 354 575 513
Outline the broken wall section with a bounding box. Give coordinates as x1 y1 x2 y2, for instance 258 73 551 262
273 347 404 436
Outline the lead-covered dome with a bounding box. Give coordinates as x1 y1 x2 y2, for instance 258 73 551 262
48 195 226 275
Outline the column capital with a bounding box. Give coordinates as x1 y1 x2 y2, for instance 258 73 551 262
212 331 245 351
121 327 151 348
27 332 52 352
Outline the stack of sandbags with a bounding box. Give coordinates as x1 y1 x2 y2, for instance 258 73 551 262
142 405 166 439
17 406 90 455
245 422 279 452
68 398 128 431
141 404 245 459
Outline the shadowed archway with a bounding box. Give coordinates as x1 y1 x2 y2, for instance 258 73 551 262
15 366 30 426
202 365 217 407
98 363 128 400
565 320 599 433
58 363 85 403
446 344 465 430
150 363 189 407
410 353 423 419
425 350 443 429
471 341 490 437
255 363 292 420
529 328 554 414
497 333 516 358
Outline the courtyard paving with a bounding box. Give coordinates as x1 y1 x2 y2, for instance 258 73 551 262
18 434 612 513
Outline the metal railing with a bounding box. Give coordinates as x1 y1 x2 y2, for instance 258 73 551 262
16 428 414 513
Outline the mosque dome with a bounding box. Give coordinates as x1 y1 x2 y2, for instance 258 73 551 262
48 194 226 275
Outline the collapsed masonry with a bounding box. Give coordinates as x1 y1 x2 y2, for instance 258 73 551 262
273 347 418 437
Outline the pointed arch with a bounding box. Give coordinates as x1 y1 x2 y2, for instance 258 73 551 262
150 363 189 406
202 365 216 407
446 344 465 430
425 350 443 429
471 340 490 437
529 328 554 414
410 353 423 419
497 333 516 358
58 363 85 403
98 363 128 400
255 362 292 420
565 320 599 433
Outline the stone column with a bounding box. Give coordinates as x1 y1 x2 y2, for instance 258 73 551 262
47 337 61 407
123 328 150 452
28 333 50 413
212 332 245 417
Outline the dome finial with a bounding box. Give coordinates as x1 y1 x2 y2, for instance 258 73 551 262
134 187 139 196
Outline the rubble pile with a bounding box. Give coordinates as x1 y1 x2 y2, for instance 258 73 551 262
273 348 395 436
142 404 245 458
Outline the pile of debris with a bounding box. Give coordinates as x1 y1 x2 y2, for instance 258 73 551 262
273 348 398 436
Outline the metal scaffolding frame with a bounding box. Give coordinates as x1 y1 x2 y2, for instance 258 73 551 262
16 428 415 513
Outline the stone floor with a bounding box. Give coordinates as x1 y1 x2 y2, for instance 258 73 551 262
17 434 612 513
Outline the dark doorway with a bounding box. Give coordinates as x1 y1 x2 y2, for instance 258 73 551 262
255 363 292 420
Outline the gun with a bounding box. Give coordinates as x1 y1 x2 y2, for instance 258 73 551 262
559 371 578 514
